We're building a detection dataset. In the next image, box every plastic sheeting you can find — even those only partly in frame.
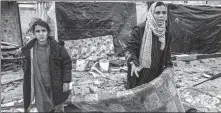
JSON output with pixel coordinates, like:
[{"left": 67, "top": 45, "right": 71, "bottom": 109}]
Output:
[
  {"left": 55, "top": 2, "right": 136, "bottom": 54},
  {"left": 168, "top": 4, "right": 221, "bottom": 54},
  {"left": 55, "top": 2, "right": 221, "bottom": 55}
]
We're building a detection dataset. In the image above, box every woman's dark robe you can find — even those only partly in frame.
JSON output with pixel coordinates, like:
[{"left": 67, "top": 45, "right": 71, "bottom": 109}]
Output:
[{"left": 126, "top": 22, "right": 173, "bottom": 89}]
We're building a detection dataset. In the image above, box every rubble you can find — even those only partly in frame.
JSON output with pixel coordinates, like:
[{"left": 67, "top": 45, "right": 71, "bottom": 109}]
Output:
[
  {"left": 1, "top": 55, "right": 221, "bottom": 112},
  {"left": 1, "top": 70, "right": 23, "bottom": 85},
  {"left": 1, "top": 70, "right": 23, "bottom": 105},
  {"left": 179, "top": 88, "right": 221, "bottom": 112},
  {"left": 1, "top": 42, "right": 22, "bottom": 72},
  {"left": 71, "top": 71, "right": 127, "bottom": 97},
  {"left": 1, "top": 41, "right": 19, "bottom": 51},
  {"left": 174, "top": 57, "right": 221, "bottom": 112}
]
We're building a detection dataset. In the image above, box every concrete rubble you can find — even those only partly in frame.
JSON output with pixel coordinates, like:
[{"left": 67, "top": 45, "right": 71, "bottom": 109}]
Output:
[
  {"left": 174, "top": 57, "right": 221, "bottom": 112},
  {"left": 1, "top": 41, "right": 21, "bottom": 72}
]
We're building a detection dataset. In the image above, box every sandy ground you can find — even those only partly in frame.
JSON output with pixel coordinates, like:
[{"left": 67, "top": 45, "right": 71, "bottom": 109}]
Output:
[{"left": 1, "top": 57, "right": 221, "bottom": 112}]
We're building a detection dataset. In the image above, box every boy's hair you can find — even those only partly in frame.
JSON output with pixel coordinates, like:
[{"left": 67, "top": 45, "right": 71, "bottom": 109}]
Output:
[{"left": 29, "top": 18, "right": 51, "bottom": 34}]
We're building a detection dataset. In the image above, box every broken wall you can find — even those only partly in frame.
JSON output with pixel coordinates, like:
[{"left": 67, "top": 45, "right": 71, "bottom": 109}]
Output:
[{"left": 1, "top": 1, "right": 22, "bottom": 46}]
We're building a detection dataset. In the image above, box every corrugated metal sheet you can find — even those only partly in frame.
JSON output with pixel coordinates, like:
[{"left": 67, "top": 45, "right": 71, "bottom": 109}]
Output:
[{"left": 164, "top": 1, "right": 221, "bottom": 6}]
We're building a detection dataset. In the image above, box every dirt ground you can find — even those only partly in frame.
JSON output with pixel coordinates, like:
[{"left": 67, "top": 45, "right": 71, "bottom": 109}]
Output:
[{"left": 1, "top": 57, "right": 221, "bottom": 112}]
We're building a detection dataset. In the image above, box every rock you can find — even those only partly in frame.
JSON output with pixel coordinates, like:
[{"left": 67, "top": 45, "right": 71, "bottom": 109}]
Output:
[
  {"left": 1, "top": 101, "right": 15, "bottom": 107},
  {"left": 94, "top": 80, "right": 103, "bottom": 87},
  {"left": 73, "top": 87, "right": 82, "bottom": 95},
  {"left": 13, "top": 108, "right": 24, "bottom": 112},
  {"left": 185, "top": 97, "right": 193, "bottom": 103},
  {"left": 81, "top": 86, "right": 90, "bottom": 95},
  {"left": 89, "top": 85, "right": 98, "bottom": 94},
  {"left": 29, "top": 107, "right": 38, "bottom": 112},
  {"left": 217, "top": 95, "right": 221, "bottom": 99},
  {"left": 173, "top": 62, "right": 178, "bottom": 67},
  {"left": 177, "top": 79, "right": 182, "bottom": 82},
  {"left": 176, "top": 83, "right": 184, "bottom": 88}
]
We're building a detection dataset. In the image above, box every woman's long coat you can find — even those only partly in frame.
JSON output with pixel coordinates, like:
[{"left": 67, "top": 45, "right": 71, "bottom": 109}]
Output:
[
  {"left": 21, "top": 37, "right": 72, "bottom": 111},
  {"left": 126, "top": 22, "right": 173, "bottom": 89}
]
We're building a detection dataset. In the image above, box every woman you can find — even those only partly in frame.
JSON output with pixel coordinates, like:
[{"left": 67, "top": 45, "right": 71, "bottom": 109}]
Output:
[
  {"left": 126, "top": 2, "right": 173, "bottom": 89},
  {"left": 22, "top": 18, "right": 72, "bottom": 112}
]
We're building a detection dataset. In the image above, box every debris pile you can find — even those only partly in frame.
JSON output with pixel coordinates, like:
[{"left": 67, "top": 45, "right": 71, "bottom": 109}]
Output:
[
  {"left": 1, "top": 41, "right": 19, "bottom": 51},
  {"left": 1, "top": 54, "right": 221, "bottom": 112},
  {"left": 1, "top": 70, "right": 23, "bottom": 105},
  {"left": 1, "top": 41, "right": 22, "bottom": 72},
  {"left": 71, "top": 71, "right": 127, "bottom": 97},
  {"left": 179, "top": 88, "right": 221, "bottom": 112},
  {"left": 174, "top": 57, "right": 221, "bottom": 112},
  {"left": 1, "top": 70, "right": 25, "bottom": 112}
]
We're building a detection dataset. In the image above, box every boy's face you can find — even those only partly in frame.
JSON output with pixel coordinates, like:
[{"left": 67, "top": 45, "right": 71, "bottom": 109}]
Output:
[
  {"left": 153, "top": 5, "right": 167, "bottom": 26},
  {"left": 34, "top": 25, "right": 48, "bottom": 43}
]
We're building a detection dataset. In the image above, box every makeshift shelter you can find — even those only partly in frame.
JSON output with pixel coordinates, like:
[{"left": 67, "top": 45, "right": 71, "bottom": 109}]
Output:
[
  {"left": 168, "top": 3, "right": 221, "bottom": 54},
  {"left": 49, "top": 2, "right": 185, "bottom": 112},
  {"left": 17, "top": 1, "right": 220, "bottom": 112},
  {"left": 55, "top": 2, "right": 137, "bottom": 55},
  {"left": 53, "top": 2, "right": 221, "bottom": 55},
  {"left": 2, "top": 1, "right": 221, "bottom": 112}
]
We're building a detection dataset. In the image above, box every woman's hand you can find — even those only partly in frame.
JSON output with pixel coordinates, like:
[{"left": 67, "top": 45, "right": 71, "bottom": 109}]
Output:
[
  {"left": 130, "top": 62, "right": 142, "bottom": 77},
  {"left": 63, "top": 83, "right": 70, "bottom": 92}
]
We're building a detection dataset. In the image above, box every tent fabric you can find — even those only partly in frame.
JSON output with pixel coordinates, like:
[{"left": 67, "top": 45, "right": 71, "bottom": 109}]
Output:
[
  {"left": 70, "top": 69, "right": 185, "bottom": 112},
  {"left": 55, "top": 2, "right": 136, "bottom": 54},
  {"left": 55, "top": 2, "right": 221, "bottom": 55},
  {"left": 168, "top": 4, "right": 221, "bottom": 54}
]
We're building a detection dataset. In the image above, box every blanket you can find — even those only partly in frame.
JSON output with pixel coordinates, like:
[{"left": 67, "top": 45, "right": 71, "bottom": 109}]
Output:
[{"left": 70, "top": 69, "right": 185, "bottom": 112}]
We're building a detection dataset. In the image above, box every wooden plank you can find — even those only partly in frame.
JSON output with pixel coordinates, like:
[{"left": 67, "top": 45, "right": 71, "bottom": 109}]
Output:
[
  {"left": 197, "top": 53, "right": 221, "bottom": 59},
  {"left": 1, "top": 57, "right": 24, "bottom": 60},
  {"left": 1, "top": 41, "right": 19, "bottom": 47},
  {"left": 172, "top": 53, "right": 221, "bottom": 61},
  {"left": 1, "top": 78, "right": 23, "bottom": 85},
  {"left": 175, "top": 54, "right": 197, "bottom": 61}
]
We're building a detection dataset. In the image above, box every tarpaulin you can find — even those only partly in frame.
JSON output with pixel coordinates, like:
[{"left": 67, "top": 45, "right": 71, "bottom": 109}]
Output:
[
  {"left": 168, "top": 4, "right": 221, "bottom": 54},
  {"left": 55, "top": 2, "right": 221, "bottom": 55},
  {"left": 55, "top": 2, "right": 136, "bottom": 54},
  {"left": 70, "top": 69, "right": 185, "bottom": 112}
]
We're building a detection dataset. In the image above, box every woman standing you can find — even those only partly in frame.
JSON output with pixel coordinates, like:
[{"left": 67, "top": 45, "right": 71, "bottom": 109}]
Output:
[
  {"left": 126, "top": 2, "right": 173, "bottom": 89},
  {"left": 22, "top": 18, "right": 72, "bottom": 112}
]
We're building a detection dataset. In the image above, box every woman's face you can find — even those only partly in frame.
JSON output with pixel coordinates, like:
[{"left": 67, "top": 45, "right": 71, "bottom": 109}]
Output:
[
  {"left": 153, "top": 5, "right": 167, "bottom": 26},
  {"left": 34, "top": 25, "right": 48, "bottom": 43}
]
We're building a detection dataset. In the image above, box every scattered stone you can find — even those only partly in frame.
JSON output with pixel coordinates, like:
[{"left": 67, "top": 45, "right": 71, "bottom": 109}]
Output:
[
  {"left": 176, "top": 83, "right": 184, "bottom": 88},
  {"left": 70, "top": 71, "right": 127, "bottom": 99}
]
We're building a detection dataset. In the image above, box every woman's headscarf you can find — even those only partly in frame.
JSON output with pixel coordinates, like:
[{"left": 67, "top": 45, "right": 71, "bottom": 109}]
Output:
[{"left": 139, "top": 2, "right": 167, "bottom": 68}]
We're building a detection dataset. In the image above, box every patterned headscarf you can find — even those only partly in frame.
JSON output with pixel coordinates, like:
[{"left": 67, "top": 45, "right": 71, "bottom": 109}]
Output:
[{"left": 139, "top": 2, "right": 167, "bottom": 68}]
